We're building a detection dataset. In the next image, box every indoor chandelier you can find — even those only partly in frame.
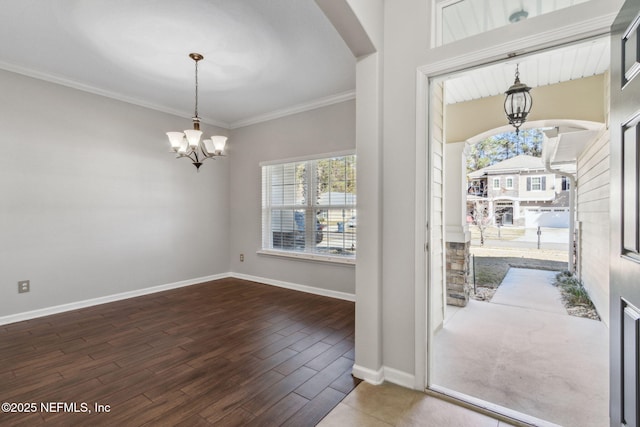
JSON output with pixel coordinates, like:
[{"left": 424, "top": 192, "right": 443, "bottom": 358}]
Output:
[
  {"left": 504, "top": 64, "right": 532, "bottom": 135},
  {"left": 166, "top": 53, "right": 227, "bottom": 171}
]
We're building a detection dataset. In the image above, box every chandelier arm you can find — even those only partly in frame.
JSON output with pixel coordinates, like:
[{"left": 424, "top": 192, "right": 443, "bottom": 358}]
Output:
[
  {"left": 177, "top": 152, "right": 197, "bottom": 163},
  {"left": 199, "top": 147, "right": 218, "bottom": 159}
]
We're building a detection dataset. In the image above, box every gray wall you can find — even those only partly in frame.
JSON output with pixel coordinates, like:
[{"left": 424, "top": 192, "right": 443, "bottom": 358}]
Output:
[
  {"left": 0, "top": 69, "right": 230, "bottom": 317},
  {"left": 228, "top": 100, "right": 356, "bottom": 295}
]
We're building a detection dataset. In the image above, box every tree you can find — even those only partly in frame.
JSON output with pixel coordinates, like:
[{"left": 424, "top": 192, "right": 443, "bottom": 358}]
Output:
[
  {"left": 467, "top": 128, "right": 544, "bottom": 173},
  {"left": 471, "top": 200, "right": 493, "bottom": 246},
  {"left": 316, "top": 156, "right": 356, "bottom": 195}
]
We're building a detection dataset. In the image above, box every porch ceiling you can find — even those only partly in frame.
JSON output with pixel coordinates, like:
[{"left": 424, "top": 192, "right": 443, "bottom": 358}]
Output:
[{"left": 444, "top": 37, "right": 609, "bottom": 105}]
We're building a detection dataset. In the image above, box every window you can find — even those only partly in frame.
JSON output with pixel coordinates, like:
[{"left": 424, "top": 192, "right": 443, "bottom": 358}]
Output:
[
  {"left": 531, "top": 177, "right": 542, "bottom": 191},
  {"left": 527, "top": 176, "right": 546, "bottom": 191},
  {"left": 561, "top": 176, "right": 571, "bottom": 191},
  {"left": 492, "top": 178, "right": 500, "bottom": 189},
  {"left": 505, "top": 177, "right": 514, "bottom": 189},
  {"left": 261, "top": 153, "right": 356, "bottom": 262},
  {"left": 435, "top": 0, "right": 590, "bottom": 47}
]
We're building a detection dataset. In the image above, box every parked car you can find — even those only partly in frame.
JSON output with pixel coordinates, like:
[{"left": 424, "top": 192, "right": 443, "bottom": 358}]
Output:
[{"left": 272, "top": 211, "right": 324, "bottom": 249}]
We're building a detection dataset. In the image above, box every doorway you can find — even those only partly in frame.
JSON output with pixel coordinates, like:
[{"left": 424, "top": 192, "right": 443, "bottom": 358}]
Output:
[{"left": 425, "top": 38, "right": 611, "bottom": 427}]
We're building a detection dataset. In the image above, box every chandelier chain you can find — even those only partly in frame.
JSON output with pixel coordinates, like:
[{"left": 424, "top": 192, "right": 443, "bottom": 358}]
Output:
[{"left": 194, "top": 59, "right": 199, "bottom": 119}]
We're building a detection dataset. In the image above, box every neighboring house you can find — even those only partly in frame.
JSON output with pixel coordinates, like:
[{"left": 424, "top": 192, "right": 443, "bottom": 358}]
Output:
[{"left": 467, "top": 155, "right": 570, "bottom": 227}]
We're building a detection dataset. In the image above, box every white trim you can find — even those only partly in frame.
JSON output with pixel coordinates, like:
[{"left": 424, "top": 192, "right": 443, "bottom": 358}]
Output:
[
  {"left": 229, "top": 90, "right": 356, "bottom": 129},
  {"left": 414, "top": 70, "right": 429, "bottom": 391},
  {"left": 257, "top": 249, "right": 355, "bottom": 266},
  {"left": 259, "top": 150, "right": 356, "bottom": 167},
  {"left": 229, "top": 272, "right": 355, "bottom": 302},
  {"left": 418, "top": 13, "right": 616, "bottom": 77},
  {"left": 0, "top": 273, "right": 228, "bottom": 326},
  {"left": 383, "top": 367, "right": 417, "bottom": 389},
  {"left": 0, "top": 60, "right": 230, "bottom": 129},
  {"left": 351, "top": 364, "right": 417, "bottom": 389},
  {"left": 352, "top": 364, "right": 384, "bottom": 385},
  {"left": 0, "top": 271, "right": 355, "bottom": 326}
]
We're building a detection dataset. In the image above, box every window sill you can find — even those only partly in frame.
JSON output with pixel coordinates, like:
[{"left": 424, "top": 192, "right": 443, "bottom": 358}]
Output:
[{"left": 257, "top": 250, "right": 355, "bottom": 266}]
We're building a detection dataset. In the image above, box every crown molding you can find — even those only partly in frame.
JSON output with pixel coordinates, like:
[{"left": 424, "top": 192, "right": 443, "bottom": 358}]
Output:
[
  {"left": 228, "top": 90, "right": 356, "bottom": 129},
  {"left": 0, "top": 60, "right": 230, "bottom": 129},
  {"left": 0, "top": 60, "right": 355, "bottom": 130}
]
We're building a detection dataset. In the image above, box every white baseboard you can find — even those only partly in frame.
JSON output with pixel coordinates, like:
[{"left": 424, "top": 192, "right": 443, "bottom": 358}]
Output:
[
  {"left": 352, "top": 364, "right": 384, "bottom": 385},
  {"left": 383, "top": 367, "right": 416, "bottom": 389},
  {"left": 352, "top": 364, "right": 417, "bottom": 389},
  {"left": 0, "top": 273, "right": 228, "bottom": 326},
  {"left": 1, "top": 272, "right": 355, "bottom": 326},
  {"left": 229, "top": 272, "right": 355, "bottom": 302}
]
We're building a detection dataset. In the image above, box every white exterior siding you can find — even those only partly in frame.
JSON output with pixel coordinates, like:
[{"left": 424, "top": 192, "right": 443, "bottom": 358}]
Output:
[
  {"left": 431, "top": 81, "right": 446, "bottom": 332},
  {"left": 577, "top": 129, "right": 610, "bottom": 325}
]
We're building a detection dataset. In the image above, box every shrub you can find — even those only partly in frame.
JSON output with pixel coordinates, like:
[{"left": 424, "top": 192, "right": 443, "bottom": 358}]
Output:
[
  {"left": 554, "top": 272, "right": 594, "bottom": 307},
  {"left": 554, "top": 270, "right": 573, "bottom": 286}
]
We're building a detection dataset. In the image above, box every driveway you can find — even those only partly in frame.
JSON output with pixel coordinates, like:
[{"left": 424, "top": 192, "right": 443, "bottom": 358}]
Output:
[{"left": 433, "top": 268, "right": 608, "bottom": 427}]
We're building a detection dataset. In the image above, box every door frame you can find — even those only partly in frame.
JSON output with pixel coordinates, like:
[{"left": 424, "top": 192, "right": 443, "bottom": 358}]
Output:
[{"left": 414, "top": 12, "right": 617, "bottom": 392}]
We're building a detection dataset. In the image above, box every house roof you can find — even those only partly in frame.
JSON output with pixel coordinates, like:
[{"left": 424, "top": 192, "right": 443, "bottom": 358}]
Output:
[{"left": 468, "top": 155, "right": 545, "bottom": 179}]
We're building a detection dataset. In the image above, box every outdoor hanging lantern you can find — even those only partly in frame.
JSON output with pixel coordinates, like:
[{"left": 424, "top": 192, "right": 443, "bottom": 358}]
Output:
[{"left": 504, "top": 64, "right": 532, "bottom": 135}]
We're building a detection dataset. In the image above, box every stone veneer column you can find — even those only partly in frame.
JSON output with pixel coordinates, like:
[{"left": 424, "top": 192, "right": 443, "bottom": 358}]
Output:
[
  {"left": 446, "top": 241, "right": 471, "bottom": 306},
  {"left": 445, "top": 142, "right": 471, "bottom": 307}
]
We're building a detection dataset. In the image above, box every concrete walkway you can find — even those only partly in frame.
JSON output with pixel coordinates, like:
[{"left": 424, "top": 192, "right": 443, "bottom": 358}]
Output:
[{"left": 434, "top": 268, "right": 609, "bottom": 427}]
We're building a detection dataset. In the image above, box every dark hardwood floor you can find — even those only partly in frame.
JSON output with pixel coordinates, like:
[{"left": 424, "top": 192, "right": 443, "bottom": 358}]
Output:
[{"left": 0, "top": 278, "right": 359, "bottom": 426}]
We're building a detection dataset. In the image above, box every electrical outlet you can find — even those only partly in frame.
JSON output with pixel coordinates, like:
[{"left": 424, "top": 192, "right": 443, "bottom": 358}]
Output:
[
  {"left": 18, "top": 280, "right": 30, "bottom": 293},
  {"left": 240, "top": 253, "right": 244, "bottom": 262}
]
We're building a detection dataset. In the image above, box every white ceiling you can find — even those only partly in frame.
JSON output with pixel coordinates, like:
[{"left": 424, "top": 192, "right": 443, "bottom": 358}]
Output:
[
  {"left": 0, "top": 0, "right": 355, "bottom": 129},
  {"left": 444, "top": 37, "right": 610, "bottom": 105}
]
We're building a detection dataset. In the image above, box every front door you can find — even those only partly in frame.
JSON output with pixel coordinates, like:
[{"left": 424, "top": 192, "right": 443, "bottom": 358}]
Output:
[{"left": 610, "top": 1, "right": 640, "bottom": 426}]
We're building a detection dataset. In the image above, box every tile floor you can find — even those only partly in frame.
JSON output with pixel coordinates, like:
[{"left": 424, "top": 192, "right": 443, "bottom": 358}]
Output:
[
  {"left": 433, "top": 269, "right": 608, "bottom": 427},
  {"left": 318, "top": 382, "right": 516, "bottom": 427},
  {"left": 320, "top": 268, "right": 609, "bottom": 427}
]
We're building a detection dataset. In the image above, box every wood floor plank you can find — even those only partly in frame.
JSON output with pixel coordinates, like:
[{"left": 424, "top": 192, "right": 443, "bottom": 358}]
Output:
[
  {"left": 0, "top": 278, "right": 357, "bottom": 426},
  {"left": 274, "top": 341, "right": 333, "bottom": 376},
  {"left": 295, "top": 356, "right": 355, "bottom": 400},
  {"left": 241, "top": 367, "right": 318, "bottom": 416},
  {"left": 251, "top": 392, "right": 309, "bottom": 426},
  {"left": 199, "top": 369, "right": 284, "bottom": 422},
  {"left": 304, "top": 337, "right": 354, "bottom": 372},
  {"left": 283, "top": 387, "right": 346, "bottom": 427}
]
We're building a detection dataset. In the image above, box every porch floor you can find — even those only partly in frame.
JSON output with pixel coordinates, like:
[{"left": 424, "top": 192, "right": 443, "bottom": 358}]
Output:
[{"left": 433, "top": 268, "right": 608, "bottom": 427}]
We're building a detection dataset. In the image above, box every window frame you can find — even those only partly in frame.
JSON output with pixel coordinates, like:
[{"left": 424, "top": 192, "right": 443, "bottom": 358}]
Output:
[
  {"left": 492, "top": 177, "right": 500, "bottom": 189},
  {"left": 527, "top": 175, "right": 546, "bottom": 192},
  {"left": 259, "top": 151, "right": 356, "bottom": 265},
  {"left": 505, "top": 176, "right": 514, "bottom": 189}
]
